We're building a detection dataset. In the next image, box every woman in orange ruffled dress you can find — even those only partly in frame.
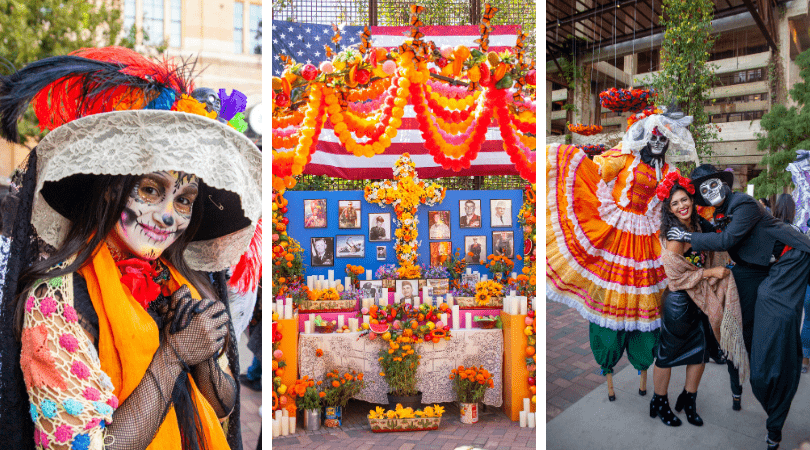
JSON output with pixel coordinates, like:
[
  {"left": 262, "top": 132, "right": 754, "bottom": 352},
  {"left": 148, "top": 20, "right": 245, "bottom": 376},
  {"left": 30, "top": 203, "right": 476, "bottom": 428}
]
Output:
[{"left": 547, "top": 107, "right": 697, "bottom": 401}]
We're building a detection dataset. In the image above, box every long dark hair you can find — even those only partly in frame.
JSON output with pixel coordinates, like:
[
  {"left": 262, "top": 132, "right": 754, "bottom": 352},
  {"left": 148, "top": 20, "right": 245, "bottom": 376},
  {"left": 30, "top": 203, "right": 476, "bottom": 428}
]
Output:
[
  {"left": 660, "top": 186, "right": 701, "bottom": 236},
  {"left": 13, "top": 174, "right": 218, "bottom": 341},
  {"left": 773, "top": 193, "right": 795, "bottom": 223}
]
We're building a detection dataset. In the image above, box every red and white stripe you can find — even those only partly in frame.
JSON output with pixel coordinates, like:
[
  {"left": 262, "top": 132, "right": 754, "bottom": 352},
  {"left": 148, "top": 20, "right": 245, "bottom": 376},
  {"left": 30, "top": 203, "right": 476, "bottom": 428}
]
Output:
[{"left": 305, "top": 25, "right": 524, "bottom": 180}]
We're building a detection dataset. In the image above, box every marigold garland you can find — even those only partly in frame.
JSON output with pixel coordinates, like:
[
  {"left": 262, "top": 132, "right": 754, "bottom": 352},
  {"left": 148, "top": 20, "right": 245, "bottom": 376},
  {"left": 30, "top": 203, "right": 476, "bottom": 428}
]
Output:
[{"left": 567, "top": 123, "right": 603, "bottom": 136}]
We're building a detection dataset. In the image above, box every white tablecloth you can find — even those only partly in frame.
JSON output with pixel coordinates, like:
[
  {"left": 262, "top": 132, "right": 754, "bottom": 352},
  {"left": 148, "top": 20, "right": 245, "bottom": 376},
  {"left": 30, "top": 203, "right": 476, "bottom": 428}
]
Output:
[{"left": 298, "top": 329, "right": 504, "bottom": 406}]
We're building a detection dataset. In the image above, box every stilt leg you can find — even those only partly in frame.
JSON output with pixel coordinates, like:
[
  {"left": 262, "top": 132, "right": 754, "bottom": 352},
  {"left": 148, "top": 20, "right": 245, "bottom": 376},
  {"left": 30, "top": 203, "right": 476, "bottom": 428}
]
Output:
[
  {"left": 639, "top": 370, "right": 648, "bottom": 396},
  {"left": 607, "top": 373, "right": 616, "bottom": 401}
]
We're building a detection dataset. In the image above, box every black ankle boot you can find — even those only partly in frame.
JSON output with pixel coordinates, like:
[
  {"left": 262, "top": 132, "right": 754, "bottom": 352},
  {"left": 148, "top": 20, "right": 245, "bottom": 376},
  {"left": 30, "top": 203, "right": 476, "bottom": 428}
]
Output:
[
  {"left": 732, "top": 394, "right": 741, "bottom": 411},
  {"left": 674, "top": 389, "right": 703, "bottom": 426},
  {"left": 766, "top": 436, "right": 780, "bottom": 450},
  {"left": 767, "top": 431, "right": 781, "bottom": 450},
  {"left": 650, "top": 393, "right": 682, "bottom": 426}
]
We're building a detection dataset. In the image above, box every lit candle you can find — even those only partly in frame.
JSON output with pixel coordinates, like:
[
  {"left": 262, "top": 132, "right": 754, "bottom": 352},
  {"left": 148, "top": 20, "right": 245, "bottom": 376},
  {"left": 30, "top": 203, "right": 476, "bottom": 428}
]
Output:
[
  {"left": 338, "top": 315, "right": 345, "bottom": 329},
  {"left": 527, "top": 412, "right": 535, "bottom": 428},
  {"left": 366, "top": 270, "right": 372, "bottom": 280},
  {"left": 452, "top": 306, "right": 460, "bottom": 329},
  {"left": 272, "top": 419, "right": 280, "bottom": 437},
  {"left": 465, "top": 313, "right": 472, "bottom": 329},
  {"left": 289, "top": 416, "right": 296, "bottom": 434},
  {"left": 519, "top": 410, "right": 527, "bottom": 427}
]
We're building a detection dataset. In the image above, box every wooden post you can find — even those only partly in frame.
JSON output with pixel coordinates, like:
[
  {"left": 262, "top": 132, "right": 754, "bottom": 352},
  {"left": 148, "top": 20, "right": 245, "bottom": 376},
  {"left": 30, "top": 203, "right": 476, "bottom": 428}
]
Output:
[{"left": 368, "top": 0, "right": 378, "bottom": 26}]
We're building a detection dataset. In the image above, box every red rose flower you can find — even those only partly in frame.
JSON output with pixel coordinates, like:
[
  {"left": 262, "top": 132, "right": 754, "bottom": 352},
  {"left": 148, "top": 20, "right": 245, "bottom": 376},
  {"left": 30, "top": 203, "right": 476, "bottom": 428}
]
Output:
[{"left": 117, "top": 259, "right": 161, "bottom": 309}]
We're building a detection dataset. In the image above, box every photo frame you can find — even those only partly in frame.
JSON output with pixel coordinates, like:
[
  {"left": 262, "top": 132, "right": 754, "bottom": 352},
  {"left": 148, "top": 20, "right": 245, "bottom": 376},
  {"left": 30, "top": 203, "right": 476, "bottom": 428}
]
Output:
[
  {"left": 376, "top": 245, "right": 387, "bottom": 261},
  {"left": 359, "top": 279, "right": 384, "bottom": 299},
  {"left": 335, "top": 235, "right": 365, "bottom": 258},
  {"left": 461, "top": 273, "right": 480, "bottom": 286},
  {"left": 427, "top": 278, "right": 449, "bottom": 296},
  {"left": 381, "top": 279, "right": 396, "bottom": 289},
  {"left": 338, "top": 200, "right": 362, "bottom": 229},
  {"left": 310, "top": 237, "right": 334, "bottom": 266},
  {"left": 490, "top": 199, "right": 513, "bottom": 227},
  {"left": 368, "top": 212, "right": 392, "bottom": 242},
  {"left": 459, "top": 199, "right": 482, "bottom": 228},
  {"left": 304, "top": 199, "right": 327, "bottom": 228},
  {"left": 396, "top": 279, "right": 418, "bottom": 301},
  {"left": 429, "top": 241, "right": 452, "bottom": 267},
  {"left": 428, "top": 210, "right": 451, "bottom": 240},
  {"left": 492, "top": 231, "right": 515, "bottom": 258},
  {"left": 464, "top": 235, "right": 486, "bottom": 264}
]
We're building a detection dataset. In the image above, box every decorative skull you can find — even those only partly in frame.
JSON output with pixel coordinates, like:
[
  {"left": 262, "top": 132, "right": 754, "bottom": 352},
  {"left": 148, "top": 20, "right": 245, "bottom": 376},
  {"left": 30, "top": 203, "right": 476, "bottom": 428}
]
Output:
[
  {"left": 699, "top": 178, "right": 725, "bottom": 207},
  {"left": 191, "top": 88, "right": 221, "bottom": 116},
  {"left": 649, "top": 129, "right": 669, "bottom": 155}
]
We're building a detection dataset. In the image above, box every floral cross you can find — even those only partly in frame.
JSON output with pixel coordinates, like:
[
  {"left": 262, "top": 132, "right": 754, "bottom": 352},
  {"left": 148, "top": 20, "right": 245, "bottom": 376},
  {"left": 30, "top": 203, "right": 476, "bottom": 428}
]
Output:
[{"left": 364, "top": 154, "right": 446, "bottom": 277}]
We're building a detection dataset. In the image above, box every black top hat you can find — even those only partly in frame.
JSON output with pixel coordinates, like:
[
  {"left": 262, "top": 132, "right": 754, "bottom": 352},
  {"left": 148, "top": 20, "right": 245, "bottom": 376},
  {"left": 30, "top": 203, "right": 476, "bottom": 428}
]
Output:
[{"left": 689, "top": 164, "right": 735, "bottom": 206}]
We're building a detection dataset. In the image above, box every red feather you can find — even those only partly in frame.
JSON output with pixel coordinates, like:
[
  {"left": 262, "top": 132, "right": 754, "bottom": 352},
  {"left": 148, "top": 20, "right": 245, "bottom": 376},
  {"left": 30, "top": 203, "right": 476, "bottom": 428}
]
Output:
[{"left": 229, "top": 218, "right": 262, "bottom": 294}]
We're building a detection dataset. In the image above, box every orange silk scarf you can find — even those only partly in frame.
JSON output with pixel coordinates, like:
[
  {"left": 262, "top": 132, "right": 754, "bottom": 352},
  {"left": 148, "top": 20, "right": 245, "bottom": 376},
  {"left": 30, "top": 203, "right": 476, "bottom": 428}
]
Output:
[{"left": 78, "top": 244, "right": 230, "bottom": 449}]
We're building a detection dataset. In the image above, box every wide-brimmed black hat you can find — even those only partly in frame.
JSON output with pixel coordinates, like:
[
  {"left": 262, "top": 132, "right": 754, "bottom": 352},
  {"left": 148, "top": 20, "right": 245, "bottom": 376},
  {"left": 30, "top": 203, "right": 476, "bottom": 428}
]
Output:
[{"left": 690, "top": 164, "right": 734, "bottom": 206}]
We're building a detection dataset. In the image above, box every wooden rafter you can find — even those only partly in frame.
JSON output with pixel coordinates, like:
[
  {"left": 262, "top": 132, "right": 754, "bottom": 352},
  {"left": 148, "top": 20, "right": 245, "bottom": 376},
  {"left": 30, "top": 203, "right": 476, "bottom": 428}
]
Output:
[{"left": 740, "top": 0, "right": 778, "bottom": 52}]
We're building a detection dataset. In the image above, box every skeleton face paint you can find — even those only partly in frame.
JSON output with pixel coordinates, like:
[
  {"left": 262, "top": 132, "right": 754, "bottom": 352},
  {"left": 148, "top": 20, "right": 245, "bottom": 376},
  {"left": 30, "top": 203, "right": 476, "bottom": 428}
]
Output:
[
  {"left": 699, "top": 178, "right": 725, "bottom": 207},
  {"left": 111, "top": 171, "right": 199, "bottom": 260},
  {"left": 649, "top": 131, "right": 669, "bottom": 155}
]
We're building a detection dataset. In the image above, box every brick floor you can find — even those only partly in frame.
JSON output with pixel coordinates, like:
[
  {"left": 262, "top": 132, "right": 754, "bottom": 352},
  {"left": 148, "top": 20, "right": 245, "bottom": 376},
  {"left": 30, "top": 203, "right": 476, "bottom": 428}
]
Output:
[
  {"left": 546, "top": 300, "right": 631, "bottom": 423},
  {"left": 239, "top": 382, "right": 261, "bottom": 450},
  {"left": 272, "top": 399, "right": 536, "bottom": 449}
]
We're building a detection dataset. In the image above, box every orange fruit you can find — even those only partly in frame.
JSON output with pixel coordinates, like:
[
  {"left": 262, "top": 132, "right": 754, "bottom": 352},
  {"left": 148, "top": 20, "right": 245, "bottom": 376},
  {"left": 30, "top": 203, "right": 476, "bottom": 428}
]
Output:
[
  {"left": 275, "top": 367, "right": 285, "bottom": 377},
  {"left": 525, "top": 346, "right": 535, "bottom": 357}
]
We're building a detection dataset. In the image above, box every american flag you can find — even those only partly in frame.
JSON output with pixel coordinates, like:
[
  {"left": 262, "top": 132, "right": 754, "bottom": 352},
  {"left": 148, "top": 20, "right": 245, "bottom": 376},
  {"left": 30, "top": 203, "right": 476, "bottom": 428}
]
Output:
[{"left": 272, "top": 21, "right": 531, "bottom": 180}]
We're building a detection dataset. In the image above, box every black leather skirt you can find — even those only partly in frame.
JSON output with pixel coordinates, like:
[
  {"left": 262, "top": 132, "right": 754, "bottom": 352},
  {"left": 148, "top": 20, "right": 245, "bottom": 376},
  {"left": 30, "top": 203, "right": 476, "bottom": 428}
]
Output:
[{"left": 655, "top": 289, "right": 717, "bottom": 368}]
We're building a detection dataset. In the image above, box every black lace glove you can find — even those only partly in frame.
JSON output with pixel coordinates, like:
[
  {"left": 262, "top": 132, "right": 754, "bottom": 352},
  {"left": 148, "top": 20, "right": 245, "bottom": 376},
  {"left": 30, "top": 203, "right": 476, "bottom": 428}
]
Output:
[{"left": 667, "top": 227, "right": 692, "bottom": 243}]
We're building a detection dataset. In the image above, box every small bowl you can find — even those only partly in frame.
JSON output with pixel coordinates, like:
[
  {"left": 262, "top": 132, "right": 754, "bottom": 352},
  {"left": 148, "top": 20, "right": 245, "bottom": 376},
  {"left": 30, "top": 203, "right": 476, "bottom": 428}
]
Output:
[{"left": 477, "top": 319, "right": 497, "bottom": 329}]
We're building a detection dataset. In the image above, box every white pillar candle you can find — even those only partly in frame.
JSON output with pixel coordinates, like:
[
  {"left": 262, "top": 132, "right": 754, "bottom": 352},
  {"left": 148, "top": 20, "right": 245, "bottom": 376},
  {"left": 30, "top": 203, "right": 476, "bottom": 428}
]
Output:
[
  {"left": 281, "top": 415, "right": 289, "bottom": 435},
  {"left": 519, "top": 297, "right": 528, "bottom": 316},
  {"left": 452, "top": 305, "right": 460, "bottom": 329},
  {"left": 282, "top": 409, "right": 289, "bottom": 418},
  {"left": 306, "top": 276, "right": 313, "bottom": 290},
  {"left": 276, "top": 301, "right": 284, "bottom": 319},
  {"left": 275, "top": 410, "right": 283, "bottom": 421},
  {"left": 510, "top": 290, "right": 517, "bottom": 297},
  {"left": 527, "top": 413, "right": 535, "bottom": 428},
  {"left": 284, "top": 301, "right": 293, "bottom": 320},
  {"left": 441, "top": 313, "right": 447, "bottom": 325},
  {"left": 289, "top": 416, "right": 296, "bottom": 434},
  {"left": 466, "top": 268, "right": 472, "bottom": 275},
  {"left": 523, "top": 398, "right": 531, "bottom": 412},
  {"left": 304, "top": 320, "right": 311, "bottom": 334},
  {"left": 382, "top": 288, "right": 388, "bottom": 299},
  {"left": 511, "top": 272, "right": 517, "bottom": 280},
  {"left": 272, "top": 419, "right": 280, "bottom": 437},
  {"left": 328, "top": 269, "right": 334, "bottom": 281},
  {"left": 482, "top": 275, "right": 488, "bottom": 281},
  {"left": 414, "top": 296, "right": 420, "bottom": 308},
  {"left": 338, "top": 315, "right": 345, "bottom": 329},
  {"left": 363, "top": 315, "right": 370, "bottom": 326},
  {"left": 315, "top": 279, "right": 322, "bottom": 291},
  {"left": 465, "top": 312, "right": 472, "bottom": 329},
  {"left": 345, "top": 277, "right": 352, "bottom": 290},
  {"left": 366, "top": 270, "right": 372, "bottom": 280},
  {"left": 404, "top": 298, "right": 412, "bottom": 307},
  {"left": 446, "top": 294, "right": 453, "bottom": 306},
  {"left": 519, "top": 410, "right": 527, "bottom": 427},
  {"left": 424, "top": 296, "right": 432, "bottom": 307}
]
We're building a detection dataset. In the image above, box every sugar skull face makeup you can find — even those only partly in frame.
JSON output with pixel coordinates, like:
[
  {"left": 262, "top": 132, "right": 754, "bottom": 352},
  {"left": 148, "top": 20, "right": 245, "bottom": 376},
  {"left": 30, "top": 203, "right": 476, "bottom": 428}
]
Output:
[
  {"left": 112, "top": 171, "right": 199, "bottom": 260},
  {"left": 699, "top": 178, "right": 725, "bottom": 207}
]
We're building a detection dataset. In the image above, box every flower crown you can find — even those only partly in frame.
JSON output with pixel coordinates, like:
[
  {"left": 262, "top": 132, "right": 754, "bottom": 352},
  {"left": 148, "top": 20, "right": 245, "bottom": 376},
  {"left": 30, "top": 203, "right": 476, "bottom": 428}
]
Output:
[{"left": 656, "top": 171, "right": 695, "bottom": 201}]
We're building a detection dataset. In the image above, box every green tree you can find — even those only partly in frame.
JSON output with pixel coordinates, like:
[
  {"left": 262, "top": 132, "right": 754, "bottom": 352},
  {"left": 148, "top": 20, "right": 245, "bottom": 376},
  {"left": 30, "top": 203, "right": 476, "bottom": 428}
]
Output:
[
  {"left": 0, "top": 0, "right": 161, "bottom": 144},
  {"left": 749, "top": 49, "right": 810, "bottom": 197},
  {"left": 649, "top": 0, "right": 719, "bottom": 160}
]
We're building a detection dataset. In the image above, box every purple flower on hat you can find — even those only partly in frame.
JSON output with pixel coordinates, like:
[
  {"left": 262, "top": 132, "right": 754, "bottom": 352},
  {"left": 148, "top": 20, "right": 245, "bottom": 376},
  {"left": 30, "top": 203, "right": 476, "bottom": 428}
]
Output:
[{"left": 218, "top": 89, "right": 247, "bottom": 121}]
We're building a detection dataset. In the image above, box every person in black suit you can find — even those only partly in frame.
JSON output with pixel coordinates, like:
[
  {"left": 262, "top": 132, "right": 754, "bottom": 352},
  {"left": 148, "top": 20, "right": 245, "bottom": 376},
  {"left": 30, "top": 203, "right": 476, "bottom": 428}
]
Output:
[
  {"left": 667, "top": 164, "right": 810, "bottom": 450},
  {"left": 460, "top": 200, "right": 481, "bottom": 227},
  {"left": 311, "top": 238, "right": 334, "bottom": 266},
  {"left": 370, "top": 216, "right": 387, "bottom": 241}
]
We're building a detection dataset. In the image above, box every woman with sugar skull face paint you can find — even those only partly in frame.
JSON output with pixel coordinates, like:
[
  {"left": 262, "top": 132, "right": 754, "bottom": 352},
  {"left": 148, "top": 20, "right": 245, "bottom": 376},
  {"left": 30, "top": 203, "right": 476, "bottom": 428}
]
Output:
[
  {"left": 547, "top": 105, "right": 698, "bottom": 402},
  {"left": 0, "top": 48, "right": 261, "bottom": 450}
]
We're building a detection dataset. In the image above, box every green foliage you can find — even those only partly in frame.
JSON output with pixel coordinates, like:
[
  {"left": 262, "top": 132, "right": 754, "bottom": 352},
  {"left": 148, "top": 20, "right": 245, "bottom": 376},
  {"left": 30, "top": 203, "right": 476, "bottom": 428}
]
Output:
[
  {"left": 750, "top": 49, "right": 810, "bottom": 197},
  {"left": 0, "top": 0, "right": 167, "bottom": 144},
  {"left": 649, "top": 0, "right": 719, "bottom": 158},
  {"left": 297, "top": 386, "right": 322, "bottom": 411}
]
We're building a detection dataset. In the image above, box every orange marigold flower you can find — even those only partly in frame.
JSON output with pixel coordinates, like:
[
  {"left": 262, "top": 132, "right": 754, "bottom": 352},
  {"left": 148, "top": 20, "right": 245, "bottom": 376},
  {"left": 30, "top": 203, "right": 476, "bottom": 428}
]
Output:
[
  {"left": 316, "top": 349, "right": 324, "bottom": 357},
  {"left": 319, "top": 391, "right": 326, "bottom": 398},
  {"left": 332, "top": 380, "right": 340, "bottom": 388}
]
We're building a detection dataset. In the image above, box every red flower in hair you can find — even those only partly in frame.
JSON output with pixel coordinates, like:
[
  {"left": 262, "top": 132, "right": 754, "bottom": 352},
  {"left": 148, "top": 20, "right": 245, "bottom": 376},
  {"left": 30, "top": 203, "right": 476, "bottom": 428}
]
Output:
[
  {"left": 656, "top": 171, "right": 695, "bottom": 201},
  {"left": 117, "top": 258, "right": 161, "bottom": 309}
]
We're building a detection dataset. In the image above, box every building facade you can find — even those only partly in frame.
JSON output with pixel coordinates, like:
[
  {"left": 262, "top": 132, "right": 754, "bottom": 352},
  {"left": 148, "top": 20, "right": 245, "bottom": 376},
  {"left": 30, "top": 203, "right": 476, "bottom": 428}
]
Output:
[{"left": 547, "top": 0, "right": 810, "bottom": 189}]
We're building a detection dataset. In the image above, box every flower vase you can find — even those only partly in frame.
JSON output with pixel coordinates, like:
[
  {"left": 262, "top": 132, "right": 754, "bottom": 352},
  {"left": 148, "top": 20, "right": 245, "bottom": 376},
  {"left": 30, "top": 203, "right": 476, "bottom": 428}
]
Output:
[
  {"left": 459, "top": 402, "right": 478, "bottom": 424},
  {"left": 494, "top": 272, "right": 504, "bottom": 283},
  {"left": 303, "top": 409, "right": 321, "bottom": 431}
]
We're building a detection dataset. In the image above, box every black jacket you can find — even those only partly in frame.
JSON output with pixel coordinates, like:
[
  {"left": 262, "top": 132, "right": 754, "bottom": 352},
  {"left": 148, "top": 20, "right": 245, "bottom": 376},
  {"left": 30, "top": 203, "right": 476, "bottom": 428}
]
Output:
[{"left": 690, "top": 192, "right": 810, "bottom": 266}]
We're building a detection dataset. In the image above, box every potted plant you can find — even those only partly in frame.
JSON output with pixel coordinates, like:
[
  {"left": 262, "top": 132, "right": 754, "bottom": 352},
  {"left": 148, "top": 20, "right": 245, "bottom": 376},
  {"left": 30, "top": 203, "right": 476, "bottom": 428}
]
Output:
[
  {"left": 379, "top": 332, "right": 423, "bottom": 410},
  {"left": 345, "top": 264, "right": 365, "bottom": 290},
  {"left": 450, "top": 365, "right": 495, "bottom": 424},
  {"left": 321, "top": 369, "right": 365, "bottom": 427},
  {"left": 442, "top": 248, "right": 467, "bottom": 290},
  {"left": 293, "top": 380, "right": 324, "bottom": 431},
  {"left": 485, "top": 254, "right": 514, "bottom": 282}
]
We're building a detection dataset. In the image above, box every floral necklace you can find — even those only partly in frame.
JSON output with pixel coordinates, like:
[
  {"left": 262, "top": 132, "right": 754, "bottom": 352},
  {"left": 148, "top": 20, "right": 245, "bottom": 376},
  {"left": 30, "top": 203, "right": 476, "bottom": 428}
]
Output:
[{"left": 108, "top": 242, "right": 171, "bottom": 309}]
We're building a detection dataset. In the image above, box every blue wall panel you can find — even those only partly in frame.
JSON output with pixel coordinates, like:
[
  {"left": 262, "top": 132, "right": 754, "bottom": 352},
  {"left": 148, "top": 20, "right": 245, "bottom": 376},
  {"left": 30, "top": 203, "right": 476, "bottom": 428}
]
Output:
[{"left": 284, "top": 189, "right": 525, "bottom": 279}]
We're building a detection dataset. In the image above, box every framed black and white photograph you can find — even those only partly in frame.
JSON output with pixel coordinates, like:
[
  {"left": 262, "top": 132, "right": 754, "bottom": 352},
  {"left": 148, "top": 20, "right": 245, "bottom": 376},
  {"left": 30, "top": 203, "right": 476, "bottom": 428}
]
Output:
[
  {"left": 430, "top": 241, "right": 452, "bottom": 266},
  {"left": 396, "top": 279, "right": 418, "bottom": 302},
  {"left": 428, "top": 210, "right": 451, "bottom": 240},
  {"left": 304, "top": 199, "right": 327, "bottom": 228},
  {"left": 464, "top": 235, "right": 486, "bottom": 264},
  {"left": 359, "top": 279, "right": 383, "bottom": 299},
  {"left": 490, "top": 199, "right": 513, "bottom": 227},
  {"left": 461, "top": 273, "right": 480, "bottom": 286},
  {"left": 369, "top": 213, "right": 392, "bottom": 242},
  {"left": 335, "top": 235, "right": 365, "bottom": 258},
  {"left": 427, "top": 278, "right": 450, "bottom": 296},
  {"left": 459, "top": 199, "right": 482, "bottom": 228},
  {"left": 493, "top": 231, "right": 515, "bottom": 258},
  {"left": 376, "top": 245, "right": 387, "bottom": 261},
  {"left": 310, "top": 237, "right": 334, "bottom": 266},
  {"left": 338, "top": 200, "right": 361, "bottom": 229}
]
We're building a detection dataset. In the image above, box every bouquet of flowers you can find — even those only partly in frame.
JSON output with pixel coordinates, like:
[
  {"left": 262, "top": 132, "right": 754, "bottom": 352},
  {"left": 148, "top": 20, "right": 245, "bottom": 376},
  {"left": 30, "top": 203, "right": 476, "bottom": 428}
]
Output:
[
  {"left": 378, "top": 334, "right": 421, "bottom": 396},
  {"left": 278, "top": 280, "right": 310, "bottom": 306},
  {"left": 291, "top": 376, "right": 323, "bottom": 411},
  {"left": 376, "top": 264, "right": 399, "bottom": 280},
  {"left": 339, "top": 289, "right": 362, "bottom": 302},
  {"left": 475, "top": 280, "right": 504, "bottom": 306},
  {"left": 485, "top": 254, "right": 514, "bottom": 278},
  {"left": 442, "top": 247, "right": 467, "bottom": 288},
  {"left": 346, "top": 264, "right": 365, "bottom": 288},
  {"left": 307, "top": 287, "right": 340, "bottom": 301},
  {"left": 450, "top": 365, "right": 495, "bottom": 403},
  {"left": 321, "top": 369, "right": 365, "bottom": 408},
  {"left": 421, "top": 264, "right": 449, "bottom": 279},
  {"left": 450, "top": 282, "right": 476, "bottom": 297}
]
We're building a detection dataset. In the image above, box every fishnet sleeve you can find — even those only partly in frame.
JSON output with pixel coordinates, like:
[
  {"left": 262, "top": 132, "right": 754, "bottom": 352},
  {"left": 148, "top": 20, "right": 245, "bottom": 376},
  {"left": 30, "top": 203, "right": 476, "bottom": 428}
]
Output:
[
  {"left": 190, "top": 354, "right": 237, "bottom": 419},
  {"left": 20, "top": 274, "right": 117, "bottom": 450}
]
